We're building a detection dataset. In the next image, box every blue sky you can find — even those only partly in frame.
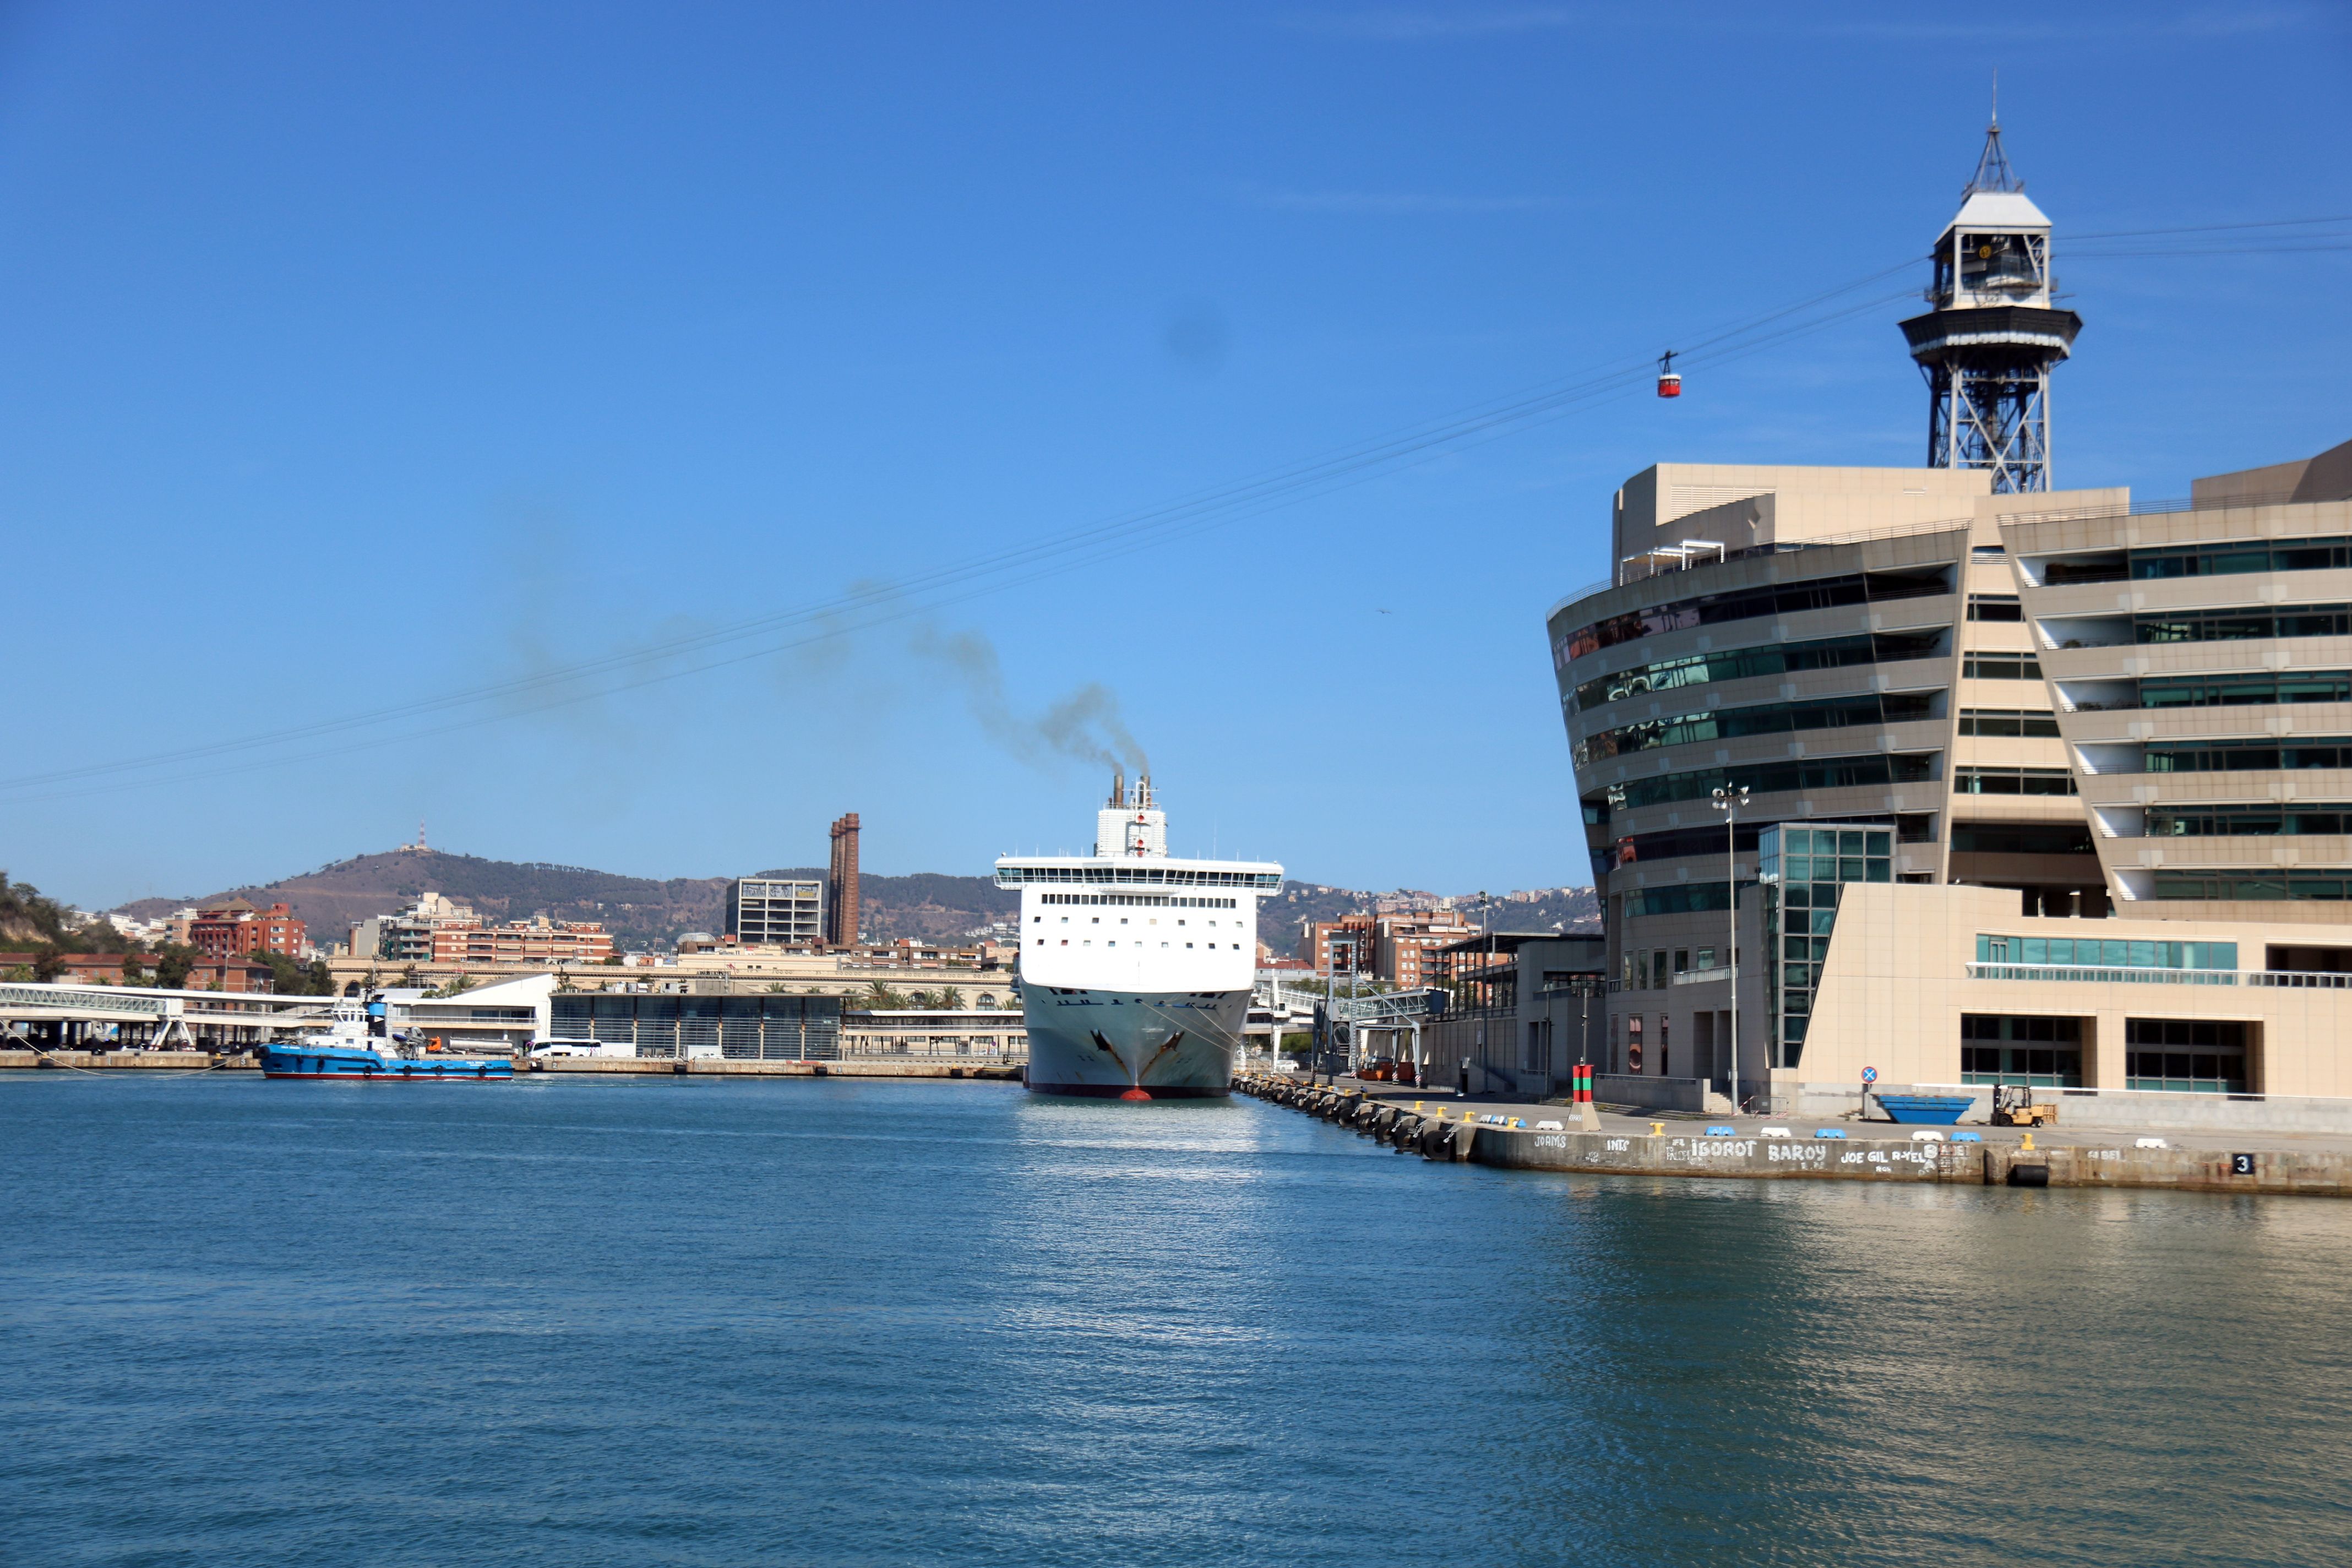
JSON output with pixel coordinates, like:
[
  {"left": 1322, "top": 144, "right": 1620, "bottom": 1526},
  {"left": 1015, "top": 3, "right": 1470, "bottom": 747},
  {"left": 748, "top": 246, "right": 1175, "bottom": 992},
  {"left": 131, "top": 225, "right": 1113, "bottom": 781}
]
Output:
[{"left": 3, "top": 2, "right": 2347, "bottom": 908}]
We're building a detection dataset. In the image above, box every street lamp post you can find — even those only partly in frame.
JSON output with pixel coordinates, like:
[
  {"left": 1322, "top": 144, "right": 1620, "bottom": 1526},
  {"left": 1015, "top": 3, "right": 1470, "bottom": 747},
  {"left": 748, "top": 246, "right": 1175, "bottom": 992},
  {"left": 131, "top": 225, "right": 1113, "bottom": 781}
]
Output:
[{"left": 1709, "top": 785, "right": 1750, "bottom": 1110}]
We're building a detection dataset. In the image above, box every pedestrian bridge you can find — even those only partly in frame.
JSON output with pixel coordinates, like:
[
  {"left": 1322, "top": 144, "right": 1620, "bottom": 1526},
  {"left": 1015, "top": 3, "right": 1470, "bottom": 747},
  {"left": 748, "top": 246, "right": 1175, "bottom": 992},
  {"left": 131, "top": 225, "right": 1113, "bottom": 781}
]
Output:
[{"left": 0, "top": 983, "right": 336, "bottom": 1051}]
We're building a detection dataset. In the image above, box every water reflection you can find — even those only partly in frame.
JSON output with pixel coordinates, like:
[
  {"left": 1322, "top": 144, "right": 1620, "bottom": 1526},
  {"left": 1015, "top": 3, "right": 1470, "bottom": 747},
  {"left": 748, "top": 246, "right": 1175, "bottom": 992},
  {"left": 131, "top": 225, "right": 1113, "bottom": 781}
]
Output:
[{"left": 2, "top": 1077, "right": 2346, "bottom": 1566}]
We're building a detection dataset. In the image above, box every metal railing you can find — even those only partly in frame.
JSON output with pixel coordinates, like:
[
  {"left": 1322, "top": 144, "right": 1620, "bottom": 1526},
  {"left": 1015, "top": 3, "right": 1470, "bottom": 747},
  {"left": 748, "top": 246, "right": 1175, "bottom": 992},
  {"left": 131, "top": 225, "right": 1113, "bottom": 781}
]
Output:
[
  {"left": 1548, "top": 579, "right": 1617, "bottom": 618},
  {"left": 1967, "top": 962, "right": 2239, "bottom": 986},
  {"left": 1965, "top": 962, "right": 2352, "bottom": 989},
  {"left": 2247, "top": 970, "right": 2352, "bottom": 989},
  {"left": 1611, "top": 517, "right": 1973, "bottom": 588}
]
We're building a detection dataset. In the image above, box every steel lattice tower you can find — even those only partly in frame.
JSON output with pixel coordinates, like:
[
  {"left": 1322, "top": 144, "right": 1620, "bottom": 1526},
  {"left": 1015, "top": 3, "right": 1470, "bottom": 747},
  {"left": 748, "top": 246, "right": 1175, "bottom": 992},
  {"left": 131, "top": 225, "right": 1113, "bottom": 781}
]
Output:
[{"left": 1898, "top": 118, "right": 2082, "bottom": 492}]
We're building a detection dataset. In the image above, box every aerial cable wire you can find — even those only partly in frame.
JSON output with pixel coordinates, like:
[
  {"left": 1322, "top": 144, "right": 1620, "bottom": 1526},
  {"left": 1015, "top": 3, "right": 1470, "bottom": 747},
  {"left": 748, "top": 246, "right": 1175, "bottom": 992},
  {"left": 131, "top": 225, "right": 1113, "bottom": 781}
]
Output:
[
  {"left": 8, "top": 220, "right": 2339, "bottom": 803},
  {"left": 0, "top": 258, "right": 1923, "bottom": 801},
  {"left": 2070, "top": 215, "right": 2352, "bottom": 240}
]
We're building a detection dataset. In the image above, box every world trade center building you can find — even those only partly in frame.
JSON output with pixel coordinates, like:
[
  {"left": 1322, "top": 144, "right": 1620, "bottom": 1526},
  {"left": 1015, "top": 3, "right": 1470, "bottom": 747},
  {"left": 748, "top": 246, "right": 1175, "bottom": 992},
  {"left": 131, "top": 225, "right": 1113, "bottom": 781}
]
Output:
[{"left": 1551, "top": 438, "right": 2352, "bottom": 1121}]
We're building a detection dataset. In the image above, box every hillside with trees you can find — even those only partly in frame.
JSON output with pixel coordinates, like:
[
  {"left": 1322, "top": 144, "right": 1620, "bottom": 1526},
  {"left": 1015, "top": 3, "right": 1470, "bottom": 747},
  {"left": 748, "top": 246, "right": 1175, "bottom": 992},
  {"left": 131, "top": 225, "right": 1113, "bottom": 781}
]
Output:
[
  {"left": 3, "top": 872, "right": 133, "bottom": 956},
  {"left": 108, "top": 847, "right": 1597, "bottom": 956},
  {"left": 112, "top": 848, "right": 1025, "bottom": 952}
]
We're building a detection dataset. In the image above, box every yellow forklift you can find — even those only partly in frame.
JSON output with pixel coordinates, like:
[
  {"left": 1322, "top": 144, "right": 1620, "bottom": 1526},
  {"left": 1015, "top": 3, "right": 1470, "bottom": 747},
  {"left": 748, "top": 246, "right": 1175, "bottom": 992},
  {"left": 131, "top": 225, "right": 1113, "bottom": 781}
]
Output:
[{"left": 1991, "top": 1081, "right": 2057, "bottom": 1128}]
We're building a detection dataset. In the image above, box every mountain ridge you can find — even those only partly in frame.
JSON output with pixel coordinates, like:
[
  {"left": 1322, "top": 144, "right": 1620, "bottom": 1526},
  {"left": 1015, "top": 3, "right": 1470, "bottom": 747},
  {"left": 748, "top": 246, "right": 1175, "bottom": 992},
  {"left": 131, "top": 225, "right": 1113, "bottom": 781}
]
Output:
[{"left": 110, "top": 849, "right": 1596, "bottom": 953}]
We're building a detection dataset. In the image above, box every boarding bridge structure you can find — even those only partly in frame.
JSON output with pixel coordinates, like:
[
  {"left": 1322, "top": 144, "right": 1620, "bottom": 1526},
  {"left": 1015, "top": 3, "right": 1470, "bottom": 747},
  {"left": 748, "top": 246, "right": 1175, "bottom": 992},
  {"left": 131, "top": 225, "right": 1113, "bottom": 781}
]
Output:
[{"left": 0, "top": 982, "right": 339, "bottom": 1054}]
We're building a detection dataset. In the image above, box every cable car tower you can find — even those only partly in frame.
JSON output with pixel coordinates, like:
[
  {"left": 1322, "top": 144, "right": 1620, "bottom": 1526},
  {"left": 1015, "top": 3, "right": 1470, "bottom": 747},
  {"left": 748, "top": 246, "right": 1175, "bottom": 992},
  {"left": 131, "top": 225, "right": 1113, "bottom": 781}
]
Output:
[{"left": 1898, "top": 114, "right": 2081, "bottom": 492}]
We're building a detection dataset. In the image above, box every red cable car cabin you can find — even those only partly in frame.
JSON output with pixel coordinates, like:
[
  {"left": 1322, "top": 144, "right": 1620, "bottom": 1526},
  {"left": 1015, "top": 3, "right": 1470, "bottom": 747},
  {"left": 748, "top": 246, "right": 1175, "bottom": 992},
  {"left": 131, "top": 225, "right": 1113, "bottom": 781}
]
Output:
[{"left": 1657, "top": 350, "right": 1681, "bottom": 398}]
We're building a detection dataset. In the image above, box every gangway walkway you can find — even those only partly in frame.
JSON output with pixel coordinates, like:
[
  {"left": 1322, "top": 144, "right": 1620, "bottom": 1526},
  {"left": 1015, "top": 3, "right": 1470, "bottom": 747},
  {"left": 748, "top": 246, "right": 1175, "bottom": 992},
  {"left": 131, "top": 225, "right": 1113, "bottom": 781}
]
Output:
[{"left": 0, "top": 982, "right": 339, "bottom": 1053}]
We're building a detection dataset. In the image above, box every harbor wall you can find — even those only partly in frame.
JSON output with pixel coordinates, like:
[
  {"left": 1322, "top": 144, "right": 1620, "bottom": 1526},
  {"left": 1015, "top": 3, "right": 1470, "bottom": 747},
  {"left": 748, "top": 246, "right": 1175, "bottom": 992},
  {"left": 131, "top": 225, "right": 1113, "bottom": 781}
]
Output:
[
  {"left": 1791, "top": 1080, "right": 2352, "bottom": 1135},
  {"left": 1473, "top": 1123, "right": 2352, "bottom": 1197},
  {"left": 0, "top": 1050, "right": 243, "bottom": 1070},
  {"left": 531, "top": 1057, "right": 1021, "bottom": 1080},
  {"left": 1238, "top": 1077, "right": 2352, "bottom": 1197},
  {"left": 0, "top": 1051, "right": 1019, "bottom": 1081}
]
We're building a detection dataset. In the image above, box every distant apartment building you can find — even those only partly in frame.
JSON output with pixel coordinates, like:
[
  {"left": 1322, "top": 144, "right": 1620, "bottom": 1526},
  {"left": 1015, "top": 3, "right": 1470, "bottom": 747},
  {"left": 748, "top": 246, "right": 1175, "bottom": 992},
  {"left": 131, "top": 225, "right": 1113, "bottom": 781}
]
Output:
[
  {"left": 727, "top": 878, "right": 823, "bottom": 947},
  {"left": 182, "top": 957, "right": 277, "bottom": 993},
  {"left": 1292, "top": 912, "right": 1473, "bottom": 984},
  {"left": 189, "top": 899, "right": 306, "bottom": 961},
  {"left": 1375, "top": 912, "right": 1478, "bottom": 987},
  {"left": 349, "top": 892, "right": 610, "bottom": 967},
  {"left": 1297, "top": 914, "right": 1374, "bottom": 974},
  {"left": 350, "top": 891, "right": 475, "bottom": 962},
  {"left": 430, "top": 916, "right": 613, "bottom": 967}
]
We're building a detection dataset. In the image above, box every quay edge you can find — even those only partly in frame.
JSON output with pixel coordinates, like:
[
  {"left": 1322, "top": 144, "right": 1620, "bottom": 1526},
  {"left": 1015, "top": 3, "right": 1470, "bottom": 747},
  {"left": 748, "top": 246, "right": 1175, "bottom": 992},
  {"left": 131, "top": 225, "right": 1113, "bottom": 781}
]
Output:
[
  {"left": 0, "top": 1050, "right": 1022, "bottom": 1081},
  {"left": 1237, "top": 1076, "right": 2352, "bottom": 1198}
]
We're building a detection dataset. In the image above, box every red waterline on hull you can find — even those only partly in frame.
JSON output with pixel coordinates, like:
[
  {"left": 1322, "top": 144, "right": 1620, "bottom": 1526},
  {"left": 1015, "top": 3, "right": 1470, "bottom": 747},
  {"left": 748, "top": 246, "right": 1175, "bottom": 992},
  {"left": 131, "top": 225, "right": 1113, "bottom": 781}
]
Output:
[
  {"left": 1025, "top": 1081, "right": 1230, "bottom": 1099},
  {"left": 1118, "top": 1087, "right": 1152, "bottom": 1101}
]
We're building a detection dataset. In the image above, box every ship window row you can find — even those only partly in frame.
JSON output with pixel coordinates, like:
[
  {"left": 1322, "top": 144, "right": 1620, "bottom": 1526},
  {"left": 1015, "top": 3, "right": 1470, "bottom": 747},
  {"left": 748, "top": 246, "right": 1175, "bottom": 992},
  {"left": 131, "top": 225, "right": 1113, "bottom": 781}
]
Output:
[
  {"left": 2142, "top": 738, "right": 2352, "bottom": 774},
  {"left": 2153, "top": 870, "right": 2352, "bottom": 902},
  {"left": 2039, "top": 535, "right": 2352, "bottom": 586},
  {"left": 1953, "top": 765, "right": 2077, "bottom": 796},
  {"left": 2148, "top": 803, "right": 2352, "bottom": 837},
  {"left": 1567, "top": 629, "right": 1947, "bottom": 712},
  {"left": 1038, "top": 894, "right": 1236, "bottom": 908},
  {"left": 1957, "top": 707, "right": 2062, "bottom": 737},
  {"left": 998, "top": 867, "right": 1280, "bottom": 889},
  {"left": 1963, "top": 652, "right": 2043, "bottom": 680},
  {"left": 1598, "top": 750, "right": 1938, "bottom": 813},
  {"left": 1555, "top": 567, "right": 1954, "bottom": 664},
  {"left": 1573, "top": 691, "right": 1943, "bottom": 766},
  {"left": 2070, "top": 671, "right": 2352, "bottom": 712}
]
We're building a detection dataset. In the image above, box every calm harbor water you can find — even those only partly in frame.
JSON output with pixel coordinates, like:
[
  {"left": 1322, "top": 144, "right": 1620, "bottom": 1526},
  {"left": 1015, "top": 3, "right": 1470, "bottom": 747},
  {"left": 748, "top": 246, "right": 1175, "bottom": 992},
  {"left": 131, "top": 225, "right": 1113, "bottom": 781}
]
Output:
[{"left": 4, "top": 1075, "right": 2349, "bottom": 1567}]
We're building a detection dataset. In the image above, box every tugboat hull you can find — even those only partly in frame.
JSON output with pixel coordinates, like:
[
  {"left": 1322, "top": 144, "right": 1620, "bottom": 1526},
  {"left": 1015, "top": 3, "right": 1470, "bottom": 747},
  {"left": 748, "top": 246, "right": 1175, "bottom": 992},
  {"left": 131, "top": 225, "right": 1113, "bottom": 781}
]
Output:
[{"left": 263, "top": 1046, "right": 512, "bottom": 1081}]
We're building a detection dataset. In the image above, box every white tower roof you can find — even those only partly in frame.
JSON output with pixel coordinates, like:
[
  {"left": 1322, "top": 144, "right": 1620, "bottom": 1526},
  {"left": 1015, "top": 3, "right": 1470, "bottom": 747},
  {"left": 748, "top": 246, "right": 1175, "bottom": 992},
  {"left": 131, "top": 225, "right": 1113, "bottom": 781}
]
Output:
[{"left": 1946, "top": 187, "right": 2050, "bottom": 236}]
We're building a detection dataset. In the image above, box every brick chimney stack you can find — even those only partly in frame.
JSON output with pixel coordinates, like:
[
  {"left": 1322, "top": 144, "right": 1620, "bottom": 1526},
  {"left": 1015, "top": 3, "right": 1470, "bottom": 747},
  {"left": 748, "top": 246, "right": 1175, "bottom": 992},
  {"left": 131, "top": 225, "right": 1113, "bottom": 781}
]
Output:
[{"left": 826, "top": 813, "right": 862, "bottom": 948}]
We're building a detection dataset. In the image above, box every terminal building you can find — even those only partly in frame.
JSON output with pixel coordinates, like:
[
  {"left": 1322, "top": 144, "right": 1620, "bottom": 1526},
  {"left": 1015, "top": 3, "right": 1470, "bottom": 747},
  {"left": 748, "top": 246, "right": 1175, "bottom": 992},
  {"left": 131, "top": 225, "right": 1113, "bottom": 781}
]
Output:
[
  {"left": 1550, "top": 120, "right": 2352, "bottom": 1127},
  {"left": 1559, "top": 442, "right": 2352, "bottom": 1121}
]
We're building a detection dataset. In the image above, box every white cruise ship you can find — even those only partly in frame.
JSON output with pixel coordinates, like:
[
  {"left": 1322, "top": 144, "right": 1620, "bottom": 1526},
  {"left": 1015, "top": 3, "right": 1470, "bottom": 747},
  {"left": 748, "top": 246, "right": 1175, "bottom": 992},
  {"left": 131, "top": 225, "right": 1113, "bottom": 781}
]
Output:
[{"left": 997, "top": 774, "right": 1283, "bottom": 1098}]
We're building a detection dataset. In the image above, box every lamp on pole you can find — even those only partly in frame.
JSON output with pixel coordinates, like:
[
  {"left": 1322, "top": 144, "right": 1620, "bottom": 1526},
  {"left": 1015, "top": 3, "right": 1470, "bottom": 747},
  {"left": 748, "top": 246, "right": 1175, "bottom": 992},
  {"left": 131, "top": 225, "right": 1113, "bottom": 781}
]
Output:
[{"left": 1709, "top": 785, "right": 1750, "bottom": 1110}]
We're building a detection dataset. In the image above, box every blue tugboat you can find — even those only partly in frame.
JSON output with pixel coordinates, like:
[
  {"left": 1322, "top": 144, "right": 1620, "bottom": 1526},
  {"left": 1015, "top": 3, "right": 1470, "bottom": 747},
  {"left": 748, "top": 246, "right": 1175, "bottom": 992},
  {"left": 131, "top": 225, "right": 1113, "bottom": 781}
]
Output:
[{"left": 263, "top": 998, "right": 513, "bottom": 1082}]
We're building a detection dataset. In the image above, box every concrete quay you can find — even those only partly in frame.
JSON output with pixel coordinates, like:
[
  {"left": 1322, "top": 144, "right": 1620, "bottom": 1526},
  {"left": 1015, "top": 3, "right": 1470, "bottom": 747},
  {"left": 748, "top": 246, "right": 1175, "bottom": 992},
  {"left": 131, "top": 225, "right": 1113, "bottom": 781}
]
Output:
[
  {"left": 529, "top": 1057, "right": 1021, "bottom": 1081},
  {"left": 0, "top": 1049, "right": 1020, "bottom": 1082},
  {"left": 1, "top": 1050, "right": 252, "bottom": 1071},
  {"left": 1238, "top": 1074, "right": 2352, "bottom": 1199}
]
